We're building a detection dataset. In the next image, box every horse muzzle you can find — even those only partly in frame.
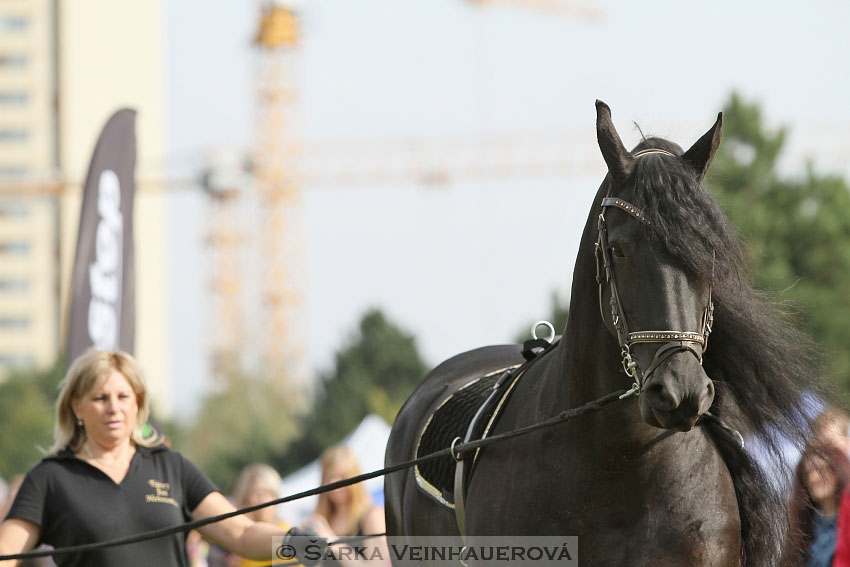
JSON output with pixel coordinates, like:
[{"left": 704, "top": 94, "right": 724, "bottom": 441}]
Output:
[{"left": 638, "top": 350, "right": 715, "bottom": 431}]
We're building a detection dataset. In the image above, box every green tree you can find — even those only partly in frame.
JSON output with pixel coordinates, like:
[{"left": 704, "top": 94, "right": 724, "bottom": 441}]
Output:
[
  {"left": 711, "top": 93, "right": 850, "bottom": 393},
  {"left": 276, "top": 308, "right": 427, "bottom": 472},
  {"left": 0, "top": 359, "right": 65, "bottom": 479},
  {"left": 182, "top": 371, "right": 301, "bottom": 491}
]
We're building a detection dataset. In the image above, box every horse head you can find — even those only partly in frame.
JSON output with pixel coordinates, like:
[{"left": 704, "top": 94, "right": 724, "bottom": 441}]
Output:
[{"left": 595, "top": 100, "right": 722, "bottom": 431}]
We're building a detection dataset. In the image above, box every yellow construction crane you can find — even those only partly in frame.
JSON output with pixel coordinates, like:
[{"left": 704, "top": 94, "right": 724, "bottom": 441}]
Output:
[
  {"left": 239, "top": 0, "right": 606, "bottom": 387},
  {"left": 249, "top": 2, "right": 303, "bottom": 386},
  {"left": 466, "top": 0, "right": 603, "bottom": 19}
]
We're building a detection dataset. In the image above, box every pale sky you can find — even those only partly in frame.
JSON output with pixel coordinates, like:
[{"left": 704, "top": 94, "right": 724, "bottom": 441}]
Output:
[{"left": 163, "top": 0, "right": 850, "bottom": 418}]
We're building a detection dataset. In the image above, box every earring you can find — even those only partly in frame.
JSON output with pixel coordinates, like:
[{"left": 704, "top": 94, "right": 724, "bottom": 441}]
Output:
[{"left": 77, "top": 418, "right": 84, "bottom": 428}]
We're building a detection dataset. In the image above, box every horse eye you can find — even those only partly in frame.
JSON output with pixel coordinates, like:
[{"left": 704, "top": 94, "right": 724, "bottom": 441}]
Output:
[{"left": 611, "top": 244, "right": 626, "bottom": 259}]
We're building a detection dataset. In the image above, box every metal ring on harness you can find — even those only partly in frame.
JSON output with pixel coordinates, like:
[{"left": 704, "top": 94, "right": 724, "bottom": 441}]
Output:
[
  {"left": 450, "top": 436, "right": 464, "bottom": 462},
  {"left": 532, "top": 320, "right": 556, "bottom": 344},
  {"left": 459, "top": 545, "right": 470, "bottom": 567}
]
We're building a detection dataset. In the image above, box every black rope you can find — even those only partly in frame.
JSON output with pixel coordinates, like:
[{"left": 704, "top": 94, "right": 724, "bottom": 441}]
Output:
[
  {"left": 0, "top": 388, "right": 627, "bottom": 562},
  {"left": 328, "top": 533, "right": 386, "bottom": 546}
]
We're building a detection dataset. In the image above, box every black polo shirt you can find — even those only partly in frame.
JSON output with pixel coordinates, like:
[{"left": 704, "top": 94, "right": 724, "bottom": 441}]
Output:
[{"left": 6, "top": 444, "right": 218, "bottom": 567}]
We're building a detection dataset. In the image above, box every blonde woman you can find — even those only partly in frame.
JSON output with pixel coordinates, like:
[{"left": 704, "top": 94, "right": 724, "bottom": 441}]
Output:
[
  {"left": 228, "top": 464, "right": 293, "bottom": 567},
  {"left": 0, "top": 349, "right": 288, "bottom": 567},
  {"left": 304, "top": 446, "right": 388, "bottom": 567}
]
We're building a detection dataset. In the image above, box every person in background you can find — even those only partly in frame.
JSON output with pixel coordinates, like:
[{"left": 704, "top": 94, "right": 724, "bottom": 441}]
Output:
[
  {"left": 786, "top": 441, "right": 850, "bottom": 567},
  {"left": 303, "top": 446, "right": 388, "bottom": 567},
  {"left": 0, "top": 477, "right": 6, "bottom": 513},
  {"left": 227, "top": 464, "right": 293, "bottom": 567},
  {"left": 1, "top": 476, "right": 52, "bottom": 567},
  {"left": 830, "top": 408, "right": 850, "bottom": 566},
  {"left": 812, "top": 407, "right": 850, "bottom": 457},
  {"left": 186, "top": 530, "right": 210, "bottom": 567},
  {"left": 0, "top": 476, "right": 8, "bottom": 523},
  {"left": 0, "top": 349, "right": 288, "bottom": 567}
]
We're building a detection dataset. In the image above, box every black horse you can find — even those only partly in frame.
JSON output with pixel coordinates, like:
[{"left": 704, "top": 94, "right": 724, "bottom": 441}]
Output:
[{"left": 384, "top": 101, "right": 831, "bottom": 566}]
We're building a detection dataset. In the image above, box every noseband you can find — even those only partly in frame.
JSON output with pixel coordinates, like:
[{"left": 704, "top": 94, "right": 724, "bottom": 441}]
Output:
[{"left": 595, "top": 149, "right": 714, "bottom": 399}]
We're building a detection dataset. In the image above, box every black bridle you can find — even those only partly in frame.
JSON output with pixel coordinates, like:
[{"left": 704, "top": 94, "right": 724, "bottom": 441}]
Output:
[{"left": 595, "top": 149, "right": 715, "bottom": 399}]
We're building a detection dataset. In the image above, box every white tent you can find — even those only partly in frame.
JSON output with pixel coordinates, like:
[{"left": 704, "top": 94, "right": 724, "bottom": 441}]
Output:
[{"left": 277, "top": 414, "right": 392, "bottom": 525}]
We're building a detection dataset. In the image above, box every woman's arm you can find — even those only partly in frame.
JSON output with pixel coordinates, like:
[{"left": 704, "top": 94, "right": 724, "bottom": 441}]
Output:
[
  {"left": 358, "top": 506, "right": 389, "bottom": 565},
  {"left": 0, "top": 518, "right": 40, "bottom": 567},
  {"left": 192, "top": 491, "right": 287, "bottom": 561},
  {"left": 304, "top": 508, "right": 390, "bottom": 567}
]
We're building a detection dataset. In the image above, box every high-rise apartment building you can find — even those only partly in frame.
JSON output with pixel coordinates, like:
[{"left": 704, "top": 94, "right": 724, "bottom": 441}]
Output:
[
  {"left": 0, "top": 0, "right": 171, "bottom": 416},
  {"left": 0, "top": 0, "right": 58, "bottom": 371}
]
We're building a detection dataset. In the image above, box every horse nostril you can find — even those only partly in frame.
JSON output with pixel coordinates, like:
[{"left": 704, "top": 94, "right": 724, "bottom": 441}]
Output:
[
  {"left": 696, "top": 381, "right": 715, "bottom": 415},
  {"left": 645, "top": 383, "right": 679, "bottom": 412}
]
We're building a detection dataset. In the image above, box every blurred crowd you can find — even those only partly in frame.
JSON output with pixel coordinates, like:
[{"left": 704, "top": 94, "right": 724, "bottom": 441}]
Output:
[{"left": 188, "top": 446, "right": 388, "bottom": 567}]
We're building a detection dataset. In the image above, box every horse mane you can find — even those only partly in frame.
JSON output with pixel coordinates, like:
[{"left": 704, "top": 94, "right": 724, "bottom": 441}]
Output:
[{"left": 625, "top": 136, "right": 837, "bottom": 566}]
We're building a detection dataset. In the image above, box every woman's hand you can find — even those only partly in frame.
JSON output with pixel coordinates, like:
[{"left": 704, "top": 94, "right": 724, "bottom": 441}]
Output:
[{"left": 301, "top": 514, "right": 337, "bottom": 540}]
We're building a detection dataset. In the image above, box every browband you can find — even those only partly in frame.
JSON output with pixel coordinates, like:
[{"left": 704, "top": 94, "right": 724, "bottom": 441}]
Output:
[
  {"left": 633, "top": 148, "right": 676, "bottom": 158},
  {"left": 600, "top": 197, "right": 651, "bottom": 225}
]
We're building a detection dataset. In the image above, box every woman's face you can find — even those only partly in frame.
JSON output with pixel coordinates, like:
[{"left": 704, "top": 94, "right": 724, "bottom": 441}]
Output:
[
  {"left": 323, "top": 463, "right": 352, "bottom": 505},
  {"left": 805, "top": 456, "right": 838, "bottom": 507},
  {"left": 243, "top": 477, "right": 278, "bottom": 523},
  {"left": 72, "top": 370, "right": 139, "bottom": 449}
]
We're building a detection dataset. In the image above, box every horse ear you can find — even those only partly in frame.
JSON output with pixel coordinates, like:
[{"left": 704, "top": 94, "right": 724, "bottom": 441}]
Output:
[
  {"left": 682, "top": 112, "right": 723, "bottom": 181},
  {"left": 596, "top": 100, "right": 636, "bottom": 186}
]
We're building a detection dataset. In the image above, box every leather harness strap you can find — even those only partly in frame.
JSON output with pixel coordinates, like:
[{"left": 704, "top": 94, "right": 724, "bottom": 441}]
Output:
[
  {"left": 452, "top": 339, "right": 559, "bottom": 541},
  {"left": 453, "top": 368, "right": 514, "bottom": 539}
]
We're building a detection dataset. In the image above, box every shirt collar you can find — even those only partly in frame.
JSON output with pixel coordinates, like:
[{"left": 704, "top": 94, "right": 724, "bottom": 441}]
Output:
[{"left": 48, "top": 443, "right": 168, "bottom": 461}]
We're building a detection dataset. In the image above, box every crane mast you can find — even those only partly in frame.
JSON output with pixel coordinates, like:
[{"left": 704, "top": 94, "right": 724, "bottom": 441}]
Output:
[{"left": 250, "top": 3, "right": 307, "bottom": 385}]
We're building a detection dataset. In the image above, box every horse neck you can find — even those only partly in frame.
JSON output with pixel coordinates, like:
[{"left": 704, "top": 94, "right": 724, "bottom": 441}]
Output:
[
  {"left": 558, "top": 258, "right": 625, "bottom": 405},
  {"left": 543, "top": 189, "right": 660, "bottom": 447},
  {"left": 556, "top": 183, "right": 626, "bottom": 405}
]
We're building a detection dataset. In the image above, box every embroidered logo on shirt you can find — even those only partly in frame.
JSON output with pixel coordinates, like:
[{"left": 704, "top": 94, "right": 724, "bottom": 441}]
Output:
[{"left": 145, "top": 479, "right": 178, "bottom": 508}]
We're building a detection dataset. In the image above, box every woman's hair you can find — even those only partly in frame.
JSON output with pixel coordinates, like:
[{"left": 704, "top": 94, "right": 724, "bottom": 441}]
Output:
[
  {"left": 231, "top": 463, "right": 282, "bottom": 507},
  {"left": 785, "top": 443, "right": 850, "bottom": 562},
  {"left": 315, "top": 445, "right": 371, "bottom": 536},
  {"left": 49, "top": 348, "right": 155, "bottom": 454}
]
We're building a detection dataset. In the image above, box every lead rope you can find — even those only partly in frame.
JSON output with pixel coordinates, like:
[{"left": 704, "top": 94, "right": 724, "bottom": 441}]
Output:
[{"left": 0, "top": 388, "right": 629, "bottom": 563}]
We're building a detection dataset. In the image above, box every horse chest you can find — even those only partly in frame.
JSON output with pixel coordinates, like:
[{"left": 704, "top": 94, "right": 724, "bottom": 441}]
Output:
[{"left": 463, "top": 435, "right": 740, "bottom": 566}]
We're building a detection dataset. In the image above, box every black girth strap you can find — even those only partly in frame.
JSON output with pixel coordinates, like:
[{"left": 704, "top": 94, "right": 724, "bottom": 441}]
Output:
[
  {"left": 453, "top": 369, "right": 513, "bottom": 540},
  {"left": 452, "top": 338, "right": 560, "bottom": 541}
]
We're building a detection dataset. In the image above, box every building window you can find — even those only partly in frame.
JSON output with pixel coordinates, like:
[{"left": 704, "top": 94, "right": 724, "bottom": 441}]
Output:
[
  {"left": 0, "top": 91, "right": 28, "bottom": 105},
  {"left": 0, "top": 240, "right": 30, "bottom": 254},
  {"left": 0, "top": 316, "right": 29, "bottom": 329},
  {"left": 0, "top": 354, "right": 35, "bottom": 369},
  {"left": 0, "top": 129, "right": 28, "bottom": 142},
  {"left": 0, "top": 279, "right": 29, "bottom": 292},
  {"left": 0, "top": 15, "right": 28, "bottom": 32},
  {"left": 0, "top": 53, "right": 27, "bottom": 68},
  {"left": 0, "top": 166, "right": 28, "bottom": 178},
  {"left": 0, "top": 201, "right": 29, "bottom": 217}
]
